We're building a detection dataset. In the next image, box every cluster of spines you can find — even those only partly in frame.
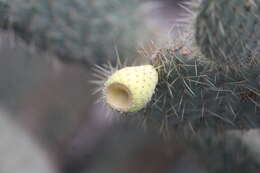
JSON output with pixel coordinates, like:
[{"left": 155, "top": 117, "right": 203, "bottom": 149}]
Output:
[
  {"left": 112, "top": 0, "right": 260, "bottom": 134},
  {"left": 0, "top": 0, "right": 259, "bottom": 171},
  {"left": 195, "top": 0, "right": 260, "bottom": 70},
  {"left": 120, "top": 47, "right": 260, "bottom": 135}
]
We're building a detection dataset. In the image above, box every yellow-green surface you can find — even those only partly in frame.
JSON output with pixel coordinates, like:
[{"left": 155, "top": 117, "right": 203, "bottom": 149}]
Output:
[{"left": 104, "top": 65, "right": 158, "bottom": 112}]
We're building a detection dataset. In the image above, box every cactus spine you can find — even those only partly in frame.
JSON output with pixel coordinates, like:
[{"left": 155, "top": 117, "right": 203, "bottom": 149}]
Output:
[
  {"left": 0, "top": 0, "right": 260, "bottom": 171},
  {"left": 96, "top": 0, "right": 260, "bottom": 134},
  {"left": 196, "top": 0, "right": 260, "bottom": 69},
  {"left": 127, "top": 48, "right": 259, "bottom": 134}
]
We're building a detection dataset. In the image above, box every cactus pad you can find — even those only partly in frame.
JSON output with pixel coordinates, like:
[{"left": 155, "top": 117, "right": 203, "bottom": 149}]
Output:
[
  {"left": 1, "top": 0, "right": 150, "bottom": 65},
  {"left": 196, "top": 0, "right": 260, "bottom": 69}
]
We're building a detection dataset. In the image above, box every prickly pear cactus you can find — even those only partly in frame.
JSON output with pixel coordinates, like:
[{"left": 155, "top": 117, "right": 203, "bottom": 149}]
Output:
[
  {"left": 196, "top": 0, "right": 260, "bottom": 69},
  {"left": 0, "top": 0, "right": 152, "bottom": 65},
  {"left": 93, "top": 0, "right": 260, "bottom": 134},
  {"left": 139, "top": 49, "right": 260, "bottom": 133},
  {"left": 95, "top": 47, "right": 260, "bottom": 134}
]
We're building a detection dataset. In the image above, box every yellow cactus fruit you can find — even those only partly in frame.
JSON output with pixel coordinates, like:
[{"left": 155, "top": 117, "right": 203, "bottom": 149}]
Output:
[{"left": 104, "top": 65, "right": 158, "bottom": 112}]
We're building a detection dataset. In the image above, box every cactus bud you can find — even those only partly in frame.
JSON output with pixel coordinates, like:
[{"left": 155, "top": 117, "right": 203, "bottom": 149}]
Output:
[{"left": 104, "top": 65, "right": 158, "bottom": 112}]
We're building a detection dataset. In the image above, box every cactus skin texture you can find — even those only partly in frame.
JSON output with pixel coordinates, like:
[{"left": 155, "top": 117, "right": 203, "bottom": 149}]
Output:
[
  {"left": 196, "top": 0, "right": 260, "bottom": 69},
  {"left": 104, "top": 65, "right": 158, "bottom": 112},
  {"left": 0, "top": 0, "right": 150, "bottom": 65},
  {"left": 121, "top": 48, "right": 260, "bottom": 134}
]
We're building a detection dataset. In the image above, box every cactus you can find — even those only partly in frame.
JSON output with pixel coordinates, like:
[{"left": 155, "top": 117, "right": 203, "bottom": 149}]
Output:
[
  {"left": 1, "top": 0, "right": 260, "bottom": 171},
  {"left": 195, "top": 0, "right": 260, "bottom": 69},
  {"left": 95, "top": 46, "right": 259, "bottom": 134},
  {"left": 0, "top": 0, "right": 152, "bottom": 65},
  {"left": 140, "top": 49, "right": 260, "bottom": 133}
]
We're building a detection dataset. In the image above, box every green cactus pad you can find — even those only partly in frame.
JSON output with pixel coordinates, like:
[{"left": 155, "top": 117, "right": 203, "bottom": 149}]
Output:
[
  {"left": 1, "top": 0, "right": 151, "bottom": 65},
  {"left": 196, "top": 0, "right": 260, "bottom": 69},
  {"left": 123, "top": 48, "right": 260, "bottom": 134}
]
